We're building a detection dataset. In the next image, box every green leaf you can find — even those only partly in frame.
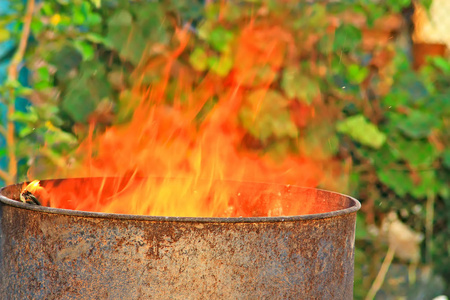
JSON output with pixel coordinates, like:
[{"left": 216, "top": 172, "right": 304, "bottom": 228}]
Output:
[
  {"left": 134, "top": 3, "right": 167, "bottom": 43},
  {"left": 170, "top": 1, "right": 204, "bottom": 20},
  {"left": 44, "top": 129, "right": 77, "bottom": 147},
  {"left": 294, "top": 4, "right": 327, "bottom": 29},
  {"left": 41, "top": 3, "right": 54, "bottom": 16},
  {"left": 208, "top": 26, "right": 234, "bottom": 52},
  {"left": 34, "top": 81, "right": 51, "bottom": 91},
  {"left": 378, "top": 169, "right": 413, "bottom": 197},
  {"left": 208, "top": 54, "right": 233, "bottom": 77},
  {"left": 0, "top": 28, "right": 11, "bottom": 42},
  {"left": 379, "top": 168, "right": 439, "bottom": 199},
  {"left": 109, "top": 10, "right": 132, "bottom": 26},
  {"left": 204, "top": 3, "right": 221, "bottom": 19},
  {"left": 10, "top": 110, "right": 39, "bottom": 124},
  {"left": 281, "top": 68, "right": 319, "bottom": 104},
  {"left": 337, "top": 115, "right": 386, "bottom": 149},
  {"left": 50, "top": 46, "right": 83, "bottom": 82},
  {"left": 73, "top": 8, "right": 86, "bottom": 25},
  {"left": 4, "top": 79, "right": 21, "bottom": 89},
  {"left": 333, "top": 24, "right": 361, "bottom": 52},
  {"left": 397, "top": 110, "right": 439, "bottom": 138},
  {"left": 198, "top": 20, "right": 214, "bottom": 40},
  {"left": 91, "top": 0, "right": 101, "bottom": 8},
  {"left": 391, "top": 138, "right": 439, "bottom": 167},
  {"left": 439, "top": 183, "right": 450, "bottom": 200},
  {"left": 318, "top": 35, "right": 334, "bottom": 54},
  {"left": 362, "top": 144, "right": 399, "bottom": 167},
  {"left": 420, "top": 0, "right": 433, "bottom": 10},
  {"left": 387, "top": 0, "right": 411, "bottom": 12},
  {"left": 302, "top": 125, "right": 339, "bottom": 158},
  {"left": 87, "top": 13, "right": 102, "bottom": 26},
  {"left": 74, "top": 40, "right": 95, "bottom": 61},
  {"left": 85, "top": 33, "right": 108, "bottom": 45},
  {"left": 37, "top": 67, "right": 50, "bottom": 82},
  {"left": 106, "top": 10, "right": 146, "bottom": 65},
  {"left": 307, "top": 4, "right": 327, "bottom": 27},
  {"left": 19, "top": 126, "right": 34, "bottom": 138},
  {"left": 30, "top": 19, "right": 44, "bottom": 34},
  {"left": 16, "top": 86, "right": 33, "bottom": 96},
  {"left": 411, "top": 170, "right": 438, "bottom": 198},
  {"left": 0, "top": 15, "right": 16, "bottom": 27},
  {"left": 347, "top": 64, "right": 369, "bottom": 84},
  {"left": 189, "top": 47, "right": 208, "bottom": 71},
  {"left": 382, "top": 91, "right": 409, "bottom": 108},
  {"left": 442, "top": 149, "right": 450, "bottom": 169},
  {"left": 239, "top": 89, "right": 297, "bottom": 142},
  {"left": 430, "top": 57, "right": 450, "bottom": 74},
  {"left": 62, "top": 62, "right": 111, "bottom": 123}
]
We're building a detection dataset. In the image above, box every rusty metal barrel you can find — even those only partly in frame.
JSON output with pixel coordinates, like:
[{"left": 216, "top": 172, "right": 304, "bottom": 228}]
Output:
[{"left": 0, "top": 178, "right": 360, "bottom": 299}]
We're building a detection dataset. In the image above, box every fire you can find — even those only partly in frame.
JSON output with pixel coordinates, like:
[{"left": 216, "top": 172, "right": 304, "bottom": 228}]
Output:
[
  {"left": 22, "top": 180, "right": 41, "bottom": 194},
  {"left": 20, "top": 180, "right": 46, "bottom": 206},
  {"left": 29, "top": 18, "right": 331, "bottom": 217}
]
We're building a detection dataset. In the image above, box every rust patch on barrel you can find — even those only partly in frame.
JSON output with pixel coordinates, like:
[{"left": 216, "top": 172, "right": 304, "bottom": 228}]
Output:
[{"left": 0, "top": 178, "right": 360, "bottom": 299}]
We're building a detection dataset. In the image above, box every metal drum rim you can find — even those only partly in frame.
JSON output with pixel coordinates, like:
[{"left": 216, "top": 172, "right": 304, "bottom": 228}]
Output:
[{"left": 0, "top": 177, "right": 361, "bottom": 223}]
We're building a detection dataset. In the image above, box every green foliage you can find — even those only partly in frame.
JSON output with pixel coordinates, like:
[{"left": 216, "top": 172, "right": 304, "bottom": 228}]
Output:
[
  {"left": 0, "top": 28, "right": 10, "bottom": 42},
  {"left": 337, "top": 115, "right": 386, "bottom": 149},
  {"left": 443, "top": 149, "right": 450, "bottom": 169},
  {"left": 208, "top": 26, "right": 234, "bottom": 53},
  {"left": 240, "top": 89, "right": 298, "bottom": 143},
  {"left": 281, "top": 68, "right": 319, "bottom": 104},
  {"left": 346, "top": 64, "right": 369, "bottom": 84},
  {"left": 387, "top": 0, "right": 411, "bottom": 12},
  {"left": 333, "top": 24, "right": 362, "bottom": 52},
  {"left": 397, "top": 110, "right": 439, "bottom": 138},
  {"left": 208, "top": 53, "right": 233, "bottom": 77},
  {"left": 392, "top": 139, "right": 439, "bottom": 167},
  {"left": 189, "top": 47, "right": 208, "bottom": 71},
  {"left": 62, "top": 62, "right": 111, "bottom": 122}
]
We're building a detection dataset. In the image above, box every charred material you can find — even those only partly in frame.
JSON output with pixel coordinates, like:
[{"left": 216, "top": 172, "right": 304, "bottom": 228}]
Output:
[{"left": 19, "top": 190, "right": 41, "bottom": 206}]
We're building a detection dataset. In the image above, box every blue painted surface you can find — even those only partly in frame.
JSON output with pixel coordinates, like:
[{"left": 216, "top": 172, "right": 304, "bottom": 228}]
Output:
[{"left": 0, "top": 1, "right": 30, "bottom": 185}]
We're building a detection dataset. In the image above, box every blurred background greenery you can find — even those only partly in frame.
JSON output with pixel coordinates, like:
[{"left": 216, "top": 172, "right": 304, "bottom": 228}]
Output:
[{"left": 1, "top": 0, "right": 449, "bottom": 299}]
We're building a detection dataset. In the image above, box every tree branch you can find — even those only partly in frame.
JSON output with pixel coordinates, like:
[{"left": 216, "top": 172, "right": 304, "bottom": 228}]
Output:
[
  {"left": 5, "top": 0, "right": 35, "bottom": 185},
  {"left": 8, "top": 0, "right": 35, "bottom": 80},
  {"left": 0, "top": 125, "right": 7, "bottom": 137},
  {"left": 0, "top": 169, "right": 12, "bottom": 183},
  {"left": 365, "top": 246, "right": 395, "bottom": 300}
]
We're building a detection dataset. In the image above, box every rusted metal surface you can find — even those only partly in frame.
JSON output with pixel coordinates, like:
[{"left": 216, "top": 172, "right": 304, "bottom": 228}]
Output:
[{"left": 0, "top": 178, "right": 360, "bottom": 299}]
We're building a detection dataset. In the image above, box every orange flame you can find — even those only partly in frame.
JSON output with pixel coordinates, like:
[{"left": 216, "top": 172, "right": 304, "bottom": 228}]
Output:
[{"left": 31, "top": 21, "right": 330, "bottom": 217}]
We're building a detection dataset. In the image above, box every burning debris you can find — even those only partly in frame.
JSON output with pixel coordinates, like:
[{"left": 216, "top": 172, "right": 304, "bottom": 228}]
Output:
[{"left": 19, "top": 180, "right": 42, "bottom": 206}]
